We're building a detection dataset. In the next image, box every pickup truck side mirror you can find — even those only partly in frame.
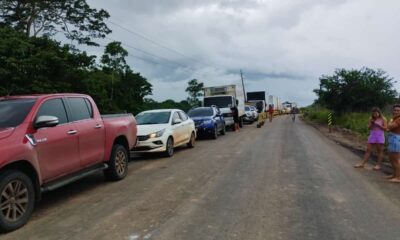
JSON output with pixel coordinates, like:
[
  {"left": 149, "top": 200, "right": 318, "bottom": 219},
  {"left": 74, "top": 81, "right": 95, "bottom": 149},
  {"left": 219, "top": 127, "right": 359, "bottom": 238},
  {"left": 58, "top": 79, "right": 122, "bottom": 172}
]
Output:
[
  {"left": 34, "top": 116, "right": 59, "bottom": 129},
  {"left": 172, "top": 118, "right": 182, "bottom": 125}
]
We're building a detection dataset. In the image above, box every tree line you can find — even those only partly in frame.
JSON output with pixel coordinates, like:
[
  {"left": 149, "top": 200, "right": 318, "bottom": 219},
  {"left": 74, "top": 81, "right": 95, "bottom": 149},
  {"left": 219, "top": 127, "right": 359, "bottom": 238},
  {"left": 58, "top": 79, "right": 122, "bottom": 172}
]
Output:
[
  {"left": 313, "top": 68, "right": 398, "bottom": 114},
  {"left": 0, "top": 0, "right": 204, "bottom": 114}
]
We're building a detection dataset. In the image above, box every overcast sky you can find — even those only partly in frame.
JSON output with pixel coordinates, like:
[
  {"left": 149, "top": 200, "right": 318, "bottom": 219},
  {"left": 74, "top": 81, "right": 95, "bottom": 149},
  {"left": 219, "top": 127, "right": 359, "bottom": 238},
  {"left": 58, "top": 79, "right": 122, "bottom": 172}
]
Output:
[{"left": 85, "top": 0, "right": 400, "bottom": 106}]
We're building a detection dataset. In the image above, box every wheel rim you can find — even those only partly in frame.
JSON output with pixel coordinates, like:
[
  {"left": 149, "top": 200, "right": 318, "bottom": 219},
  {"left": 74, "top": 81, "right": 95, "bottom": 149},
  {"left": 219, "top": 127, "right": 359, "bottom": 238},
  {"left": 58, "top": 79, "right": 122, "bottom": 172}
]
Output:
[
  {"left": 191, "top": 133, "right": 195, "bottom": 145},
  {"left": 167, "top": 139, "right": 173, "bottom": 155},
  {"left": 115, "top": 150, "right": 127, "bottom": 176},
  {"left": 1, "top": 180, "right": 29, "bottom": 222},
  {"left": 214, "top": 128, "right": 218, "bottom": 138}
]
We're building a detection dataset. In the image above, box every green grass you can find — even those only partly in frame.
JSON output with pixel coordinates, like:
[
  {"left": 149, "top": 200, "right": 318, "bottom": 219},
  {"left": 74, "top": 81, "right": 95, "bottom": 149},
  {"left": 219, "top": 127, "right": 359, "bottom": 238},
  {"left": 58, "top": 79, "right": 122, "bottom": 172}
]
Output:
[
  {"left": 335, "top": 113, "right": 370, "bottom": 138},
  {"left": 303, "top": 107, "right": 379, "bottom": 139}
]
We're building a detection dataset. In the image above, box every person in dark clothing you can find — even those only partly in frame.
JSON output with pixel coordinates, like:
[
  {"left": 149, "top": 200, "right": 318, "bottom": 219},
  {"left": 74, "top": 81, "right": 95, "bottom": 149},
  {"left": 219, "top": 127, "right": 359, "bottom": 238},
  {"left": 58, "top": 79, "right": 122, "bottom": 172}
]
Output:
[{"left": 231, "top": 105, "right": 240, "bottom": 131}]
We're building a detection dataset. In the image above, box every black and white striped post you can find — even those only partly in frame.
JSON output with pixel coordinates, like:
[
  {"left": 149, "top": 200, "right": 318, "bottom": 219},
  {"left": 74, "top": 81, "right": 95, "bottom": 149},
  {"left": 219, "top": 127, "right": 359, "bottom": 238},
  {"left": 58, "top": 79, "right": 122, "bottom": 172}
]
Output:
[{"left": 328, "top": 112, "right": 333, "bottom": 133}]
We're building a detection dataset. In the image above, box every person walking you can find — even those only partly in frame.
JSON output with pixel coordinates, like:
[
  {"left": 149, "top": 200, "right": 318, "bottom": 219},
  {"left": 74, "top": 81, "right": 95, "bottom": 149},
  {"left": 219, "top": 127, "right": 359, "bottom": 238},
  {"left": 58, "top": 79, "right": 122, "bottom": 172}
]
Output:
[
  {"left": 290, "top": 107, "right": 296, "bottom": 122},
  {"left": 354, "top": 107, "right": 387, "bottom": 170},
  {"left": 386, "top": 104, "right": 400, "bottom": 183},
  {"left": 268, "top": 104, "right": 274, "bottom": 122}
]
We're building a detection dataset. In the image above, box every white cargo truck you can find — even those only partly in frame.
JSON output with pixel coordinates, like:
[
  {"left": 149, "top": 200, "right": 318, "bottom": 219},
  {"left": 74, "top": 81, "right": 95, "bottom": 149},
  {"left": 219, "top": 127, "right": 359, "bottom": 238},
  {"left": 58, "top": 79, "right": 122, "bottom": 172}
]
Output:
[
  {"left": 268, "top": 95, "right": 283, "bottom": 114},
  {"left": 203, "top": 85, "right": 245, "bottom": 129}
]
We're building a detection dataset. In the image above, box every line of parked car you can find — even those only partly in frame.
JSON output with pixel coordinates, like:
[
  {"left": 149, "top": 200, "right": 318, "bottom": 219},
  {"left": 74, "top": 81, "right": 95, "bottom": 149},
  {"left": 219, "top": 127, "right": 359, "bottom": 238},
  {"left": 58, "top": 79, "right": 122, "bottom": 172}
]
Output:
[
  {"left": 133, "top": 105, "right": 229, "bottom": 157},
  {"left": 0, "top": 92, "right": 264, "bottom": 232}
]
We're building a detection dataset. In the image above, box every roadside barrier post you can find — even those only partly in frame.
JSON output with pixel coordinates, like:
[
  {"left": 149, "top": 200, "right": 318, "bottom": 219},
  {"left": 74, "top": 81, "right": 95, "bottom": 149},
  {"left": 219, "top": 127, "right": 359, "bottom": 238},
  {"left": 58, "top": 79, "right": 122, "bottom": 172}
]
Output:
[{"left": 328, "top": 112, "right": 333, "bottom": 133}]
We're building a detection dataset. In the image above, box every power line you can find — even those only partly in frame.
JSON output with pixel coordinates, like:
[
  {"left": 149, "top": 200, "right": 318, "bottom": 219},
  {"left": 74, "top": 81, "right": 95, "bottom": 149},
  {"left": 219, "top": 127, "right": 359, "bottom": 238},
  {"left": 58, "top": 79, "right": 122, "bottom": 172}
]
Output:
[
  {"left": 107, "top": 19, "right": 201, "bottom": 64},
  {"left": 105, "top": 36, "right": 193, "bottom": 70}
]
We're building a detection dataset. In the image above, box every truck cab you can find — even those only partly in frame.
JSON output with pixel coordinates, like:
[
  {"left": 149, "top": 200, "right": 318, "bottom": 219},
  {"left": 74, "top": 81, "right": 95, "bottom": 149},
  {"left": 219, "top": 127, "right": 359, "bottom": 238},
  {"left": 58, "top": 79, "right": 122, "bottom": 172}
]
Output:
[{"left": 203, "top": 85, "right": 245, "bottom": 129}]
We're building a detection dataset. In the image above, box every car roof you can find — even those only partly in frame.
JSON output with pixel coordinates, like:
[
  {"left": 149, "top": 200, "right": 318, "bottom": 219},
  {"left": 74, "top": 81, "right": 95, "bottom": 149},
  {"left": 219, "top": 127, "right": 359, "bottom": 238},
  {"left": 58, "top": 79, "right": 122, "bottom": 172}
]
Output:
[
  {"left": 190, "top": 107, "right": 213, "bottom": 110},
  {"left": 140, "top": 109, "right": 180, "bottom": 113},
  {"left": 1, "top": 93, "right": 90, "bottom": 100}
]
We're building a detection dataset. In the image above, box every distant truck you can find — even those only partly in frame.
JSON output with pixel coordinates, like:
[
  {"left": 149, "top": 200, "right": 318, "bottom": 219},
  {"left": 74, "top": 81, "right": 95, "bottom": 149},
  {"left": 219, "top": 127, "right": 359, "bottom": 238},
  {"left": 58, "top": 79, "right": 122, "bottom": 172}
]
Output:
[
  {"left": 0, "top": 94, "right": 137, "bottom": 231},
  {"left": 203, "top": 85, "right": 245, "bottom": 129},
  {"left": 282, "top": 101, "right": 293, "bottom": 114},
  {"left": 246, "top": 91, "right": 267, "bottom": 113},
  {"left": 268, "top": 95, "right": 283, "bottom": 114}
]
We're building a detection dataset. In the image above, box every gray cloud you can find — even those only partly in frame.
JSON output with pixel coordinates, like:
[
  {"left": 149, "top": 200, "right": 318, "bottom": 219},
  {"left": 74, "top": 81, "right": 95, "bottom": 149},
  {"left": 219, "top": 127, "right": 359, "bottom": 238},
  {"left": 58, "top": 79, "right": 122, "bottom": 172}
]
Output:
[{"left": 85, "top": 0, "right": 400, "bottom": 106}]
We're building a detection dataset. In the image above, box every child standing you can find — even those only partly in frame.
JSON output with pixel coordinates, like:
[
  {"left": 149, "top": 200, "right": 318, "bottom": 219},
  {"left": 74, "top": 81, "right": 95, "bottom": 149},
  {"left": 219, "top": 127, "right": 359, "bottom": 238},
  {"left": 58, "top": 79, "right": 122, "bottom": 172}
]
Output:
[{"left": 354, "top": 107, "right": 387, "bottom": 170}]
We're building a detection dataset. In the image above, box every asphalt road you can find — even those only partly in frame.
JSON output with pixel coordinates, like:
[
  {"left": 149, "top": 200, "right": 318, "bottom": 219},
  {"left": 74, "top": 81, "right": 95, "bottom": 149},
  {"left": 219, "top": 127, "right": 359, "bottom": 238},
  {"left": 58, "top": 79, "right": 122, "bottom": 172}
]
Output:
[{"left": 3, "top": 116, "right": 400, "bottom": 240}]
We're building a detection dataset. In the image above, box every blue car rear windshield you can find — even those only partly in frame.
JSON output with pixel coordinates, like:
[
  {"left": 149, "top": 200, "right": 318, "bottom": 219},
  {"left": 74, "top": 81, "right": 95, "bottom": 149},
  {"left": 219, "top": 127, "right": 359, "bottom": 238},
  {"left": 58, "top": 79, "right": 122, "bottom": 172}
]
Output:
[
  {"left": 0, "top": 99, "right": 36, "bottom": 128},
  {"left": 188, "top": 108, "right": 213, "bottom": 117},
  {"left": 136, "top": 111, "right": 171, "bottom": 125}
]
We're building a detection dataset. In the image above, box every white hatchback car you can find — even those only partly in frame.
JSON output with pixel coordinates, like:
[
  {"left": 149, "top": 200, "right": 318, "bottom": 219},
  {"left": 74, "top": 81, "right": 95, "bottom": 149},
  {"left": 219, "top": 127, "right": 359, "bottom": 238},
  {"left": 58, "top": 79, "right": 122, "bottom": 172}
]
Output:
[{"left": 133, "top": 109, "right": 196, "bottom": 157}]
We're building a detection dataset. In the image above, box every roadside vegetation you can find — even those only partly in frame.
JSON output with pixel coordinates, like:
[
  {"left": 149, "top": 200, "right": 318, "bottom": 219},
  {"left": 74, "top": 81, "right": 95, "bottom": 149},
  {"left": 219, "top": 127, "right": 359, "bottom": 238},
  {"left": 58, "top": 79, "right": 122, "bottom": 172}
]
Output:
[
  {"left": 0, "top": 0, "right": 201, "bottom": 114},
  {"left": 305, "top": 68, "right": 398, "bottom": 138},
  {"left": 303, "top": 106, "right": 371, "bottom": 138}
]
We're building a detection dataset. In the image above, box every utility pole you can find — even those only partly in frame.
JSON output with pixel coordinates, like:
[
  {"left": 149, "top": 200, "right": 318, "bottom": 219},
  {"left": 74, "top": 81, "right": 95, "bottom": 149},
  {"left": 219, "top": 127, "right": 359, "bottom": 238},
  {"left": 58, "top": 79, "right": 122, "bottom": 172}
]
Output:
[{"left": 240, "top": 70, "right": 246, "bottom": 102}]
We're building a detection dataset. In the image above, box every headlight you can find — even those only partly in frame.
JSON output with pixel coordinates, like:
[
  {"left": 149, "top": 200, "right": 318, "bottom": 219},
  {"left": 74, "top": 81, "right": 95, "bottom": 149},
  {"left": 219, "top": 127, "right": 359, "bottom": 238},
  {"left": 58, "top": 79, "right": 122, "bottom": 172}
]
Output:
[
  {"left": 203, "top": 120, "right": 213, "bottom": 125},
  {"left": 148, "top": 129, "right": 165, "bottom": 138}
]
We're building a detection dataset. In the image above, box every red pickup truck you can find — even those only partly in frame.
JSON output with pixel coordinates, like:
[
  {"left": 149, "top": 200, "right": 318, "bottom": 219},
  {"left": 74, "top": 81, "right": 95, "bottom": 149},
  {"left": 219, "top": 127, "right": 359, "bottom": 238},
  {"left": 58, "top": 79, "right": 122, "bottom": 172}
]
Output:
[{"left": 0, "top": 94, "right": 137, "bottom": 231}]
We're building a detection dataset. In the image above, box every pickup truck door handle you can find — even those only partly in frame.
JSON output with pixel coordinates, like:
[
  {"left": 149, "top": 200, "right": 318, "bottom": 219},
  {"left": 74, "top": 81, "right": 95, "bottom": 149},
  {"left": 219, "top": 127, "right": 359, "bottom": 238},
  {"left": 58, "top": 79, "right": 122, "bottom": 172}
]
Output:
[
  {"left": 67, "top": 130, "right": 78, "bottom": 135},
  {"left": 94, "top": 124, "right": 102, "bottom": 129}
]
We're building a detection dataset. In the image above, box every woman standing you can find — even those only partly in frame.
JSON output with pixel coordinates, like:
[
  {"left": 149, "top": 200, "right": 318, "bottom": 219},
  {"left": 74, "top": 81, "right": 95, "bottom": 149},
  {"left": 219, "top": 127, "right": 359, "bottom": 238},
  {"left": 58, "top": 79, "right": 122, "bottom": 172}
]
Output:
[
  {"left": 387, "top": 104, "right": 400, "bottom": 183},
  {"left": 354, "top": 107, "right": 387, "bottom": 170}
]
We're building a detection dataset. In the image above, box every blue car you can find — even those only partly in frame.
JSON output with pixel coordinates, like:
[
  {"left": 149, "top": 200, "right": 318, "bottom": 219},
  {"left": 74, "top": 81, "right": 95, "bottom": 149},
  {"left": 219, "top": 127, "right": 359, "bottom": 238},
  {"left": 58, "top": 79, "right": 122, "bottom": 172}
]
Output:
[{"left": 188, "top": 106, "right": 226, "bottom": 139}]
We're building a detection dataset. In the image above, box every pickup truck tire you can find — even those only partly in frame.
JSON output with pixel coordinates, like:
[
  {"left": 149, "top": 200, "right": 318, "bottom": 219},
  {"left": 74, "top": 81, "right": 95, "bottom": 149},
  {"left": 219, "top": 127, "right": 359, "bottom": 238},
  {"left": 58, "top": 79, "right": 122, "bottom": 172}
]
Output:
[
  {"left": 164, "top": 137, "right": 174, "bottom": 157},
  {"left": 0, "top": 170, "right": 35, "bottom": 232},
  {"left": 187, "top": 132, "right": 195, "bottom": 148},
  {"left": 104, "top": 144, "right": 128, "bottom": 181}
]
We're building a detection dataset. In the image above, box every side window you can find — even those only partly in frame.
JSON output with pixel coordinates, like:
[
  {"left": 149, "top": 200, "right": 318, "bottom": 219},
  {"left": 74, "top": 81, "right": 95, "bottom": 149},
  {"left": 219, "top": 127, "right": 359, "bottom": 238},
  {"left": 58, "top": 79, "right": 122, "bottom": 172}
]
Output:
[
  {"left": 84, "top": 98, "right": 93, "bottom": 118},
  {"left": 68, "top": 98, "right": 92, "bottom": 121},
  {"left": 36, "top": 98, "right": 68, "bottom": 124},
  {"left": 178, "top": 111, "right": 188, "bottom": 121},
  {"left": 172, "top": 112, "right": 181, "bottom": 123}
]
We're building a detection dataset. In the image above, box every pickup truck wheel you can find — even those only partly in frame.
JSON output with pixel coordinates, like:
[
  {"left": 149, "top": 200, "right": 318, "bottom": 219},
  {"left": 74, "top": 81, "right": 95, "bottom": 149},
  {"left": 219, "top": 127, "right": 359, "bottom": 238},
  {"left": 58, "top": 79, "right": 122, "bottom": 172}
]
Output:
[
  {"left": 164, "top": 137, "right": 174, "bottom": 157},
  {"left": 187, "top": 132, "right": 195, "bottom": 148},
  {"left": 0, "top": 170, "right": 35, "bottom": 232},
  {"left": 104, "top": 144, "right": 128, "bottom": 181}
]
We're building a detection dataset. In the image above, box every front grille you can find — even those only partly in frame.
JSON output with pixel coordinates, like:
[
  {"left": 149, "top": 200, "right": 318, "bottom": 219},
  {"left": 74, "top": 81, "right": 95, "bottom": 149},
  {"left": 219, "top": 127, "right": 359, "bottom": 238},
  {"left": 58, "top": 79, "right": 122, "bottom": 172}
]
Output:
[
  {"left": 137, "top": 135, "right": 149, "bottom": 141},
  {"left": 223, "top": 113, "right": 233, "bottom": 118}
]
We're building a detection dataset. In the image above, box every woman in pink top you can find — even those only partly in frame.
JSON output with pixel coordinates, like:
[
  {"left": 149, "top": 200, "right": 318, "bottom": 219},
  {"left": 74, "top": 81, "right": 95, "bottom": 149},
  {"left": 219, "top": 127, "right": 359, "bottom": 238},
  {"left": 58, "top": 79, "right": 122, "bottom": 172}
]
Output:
[{"left": 354, "top": 107, "right": 387, "bottom": 170}]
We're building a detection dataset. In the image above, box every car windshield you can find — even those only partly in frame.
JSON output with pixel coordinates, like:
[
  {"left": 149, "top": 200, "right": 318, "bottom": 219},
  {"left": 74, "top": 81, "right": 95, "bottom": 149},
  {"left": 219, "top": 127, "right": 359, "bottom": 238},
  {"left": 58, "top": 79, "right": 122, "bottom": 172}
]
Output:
[
  {"left": 136, "top": 111, "right": 171, "bottom": 125},
  {"left": 0, "top": 99, "right": 36, "bottom": 128},
  {"left": 188, "top": 108, "right": 213, "bottom": 117},
  {"left": 204, "top": 96, "right": 233, "bottom": 108}
]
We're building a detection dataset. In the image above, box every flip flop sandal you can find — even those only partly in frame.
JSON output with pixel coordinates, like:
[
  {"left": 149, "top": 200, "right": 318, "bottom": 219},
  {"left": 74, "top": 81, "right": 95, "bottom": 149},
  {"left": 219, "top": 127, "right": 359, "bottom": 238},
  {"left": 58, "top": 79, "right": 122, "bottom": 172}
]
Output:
[{"left": 373, "top": 166, "right": 381, "bottom": 170}]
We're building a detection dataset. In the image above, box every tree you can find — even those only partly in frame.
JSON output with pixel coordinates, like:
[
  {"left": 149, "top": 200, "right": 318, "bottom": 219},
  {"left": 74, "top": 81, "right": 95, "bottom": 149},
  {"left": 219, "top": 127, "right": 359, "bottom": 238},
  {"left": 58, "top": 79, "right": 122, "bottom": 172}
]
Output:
[
  {"left": 114, "top": 69, "right": 153, "bottom": 114},
  {"left": 185, "top": 79, "right": 204, "bottom": 107},
  {"left": 314, "top": 68, "right": 397, "bottom": 113},
  {"left": 0, "top": 0, "right": 111, "bottom": 46},
  {"left": 0, "top": 26, "right": 95, "bottom": 96},
  {"left": 101, "top": 41, "right": 128, "bottom": 100}
]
